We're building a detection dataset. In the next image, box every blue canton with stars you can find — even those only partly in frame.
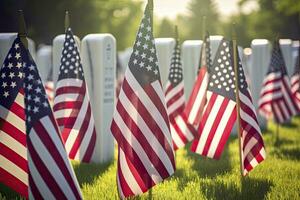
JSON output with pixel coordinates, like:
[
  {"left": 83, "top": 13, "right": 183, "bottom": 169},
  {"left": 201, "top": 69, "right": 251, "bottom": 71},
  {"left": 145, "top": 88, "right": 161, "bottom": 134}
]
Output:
[
  {"left": 207, "top": 39, "right": 237, "bottom": 101},
  {"left": 58, "top": 28, "right": 84, "bottom": 81},
  {"left": 128, "top": 4, "right": 160, "bottom": 86},
  {"left": 168, "top": 40, "right": 183, "bottom": 86},
  {"left": 0, "top": 37, "right": 26, "bottom": 109},
  {"left": 22, "top": 42, "right": 52, "bottom": 132},
  {"left": 267, "top": 41, "right": 288, "bottom": 75}
]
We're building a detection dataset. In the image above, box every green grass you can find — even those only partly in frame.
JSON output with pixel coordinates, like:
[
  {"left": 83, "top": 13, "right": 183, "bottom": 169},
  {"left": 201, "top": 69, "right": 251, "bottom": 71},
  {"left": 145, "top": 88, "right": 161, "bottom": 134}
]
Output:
[{"left": 1, "top": 117, "right": 300, "bottom": 200}]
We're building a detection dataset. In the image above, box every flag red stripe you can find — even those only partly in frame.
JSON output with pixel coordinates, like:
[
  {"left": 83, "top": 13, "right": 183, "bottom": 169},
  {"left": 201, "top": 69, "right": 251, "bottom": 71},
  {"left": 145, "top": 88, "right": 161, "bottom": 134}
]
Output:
[
  {"left": 214, "top": 107, "right": 236, "bottom": 159},
  {"left": 117, "top": 154, "right": 134, "bottom": 197},
  {"left": 166, "top": 88, "right": 184, "bottom": 108},
  {"left": 0, "top": 167, "right": 28, "bottom": 197},
  {"left": 10, "top": 102, "right": 26, "bottom": 121},
  {"left": 201, "top": 97, "right": 230, "bottom": 157},
  {"left": 55, "top": 86, "right": 85, "bottom": 96},
  {"left": 0, "top": 118, "right": 26, "bottom": 146},
  {"left": 0, "top": 143, "right": 27, "bottom": 172},
  {"left": 116, "top": 101, "right": 170, "bottom": 178},
  {"left": 111, "top": 120, "right": 156, "bottom": 187},
  {"left": 53, "top": 101, "right": 83, "bottom": 111},
  {"left": 122, "top": 80, "right": 174, "bottom": 160},
  {"left": 27, "top": 138, "right": 67, "bottom": 199},
  {"left": 32, "top": 118, "right": 82, "bottom": 199},
  {"left": 81, "top": 128, "right": 96, "bottom": 162},
  {"left": 68, "top": 104, "right": 92, "bottom": 159},
  {"left": 29, "top": 174, "right": 43, "bottom": 200}
]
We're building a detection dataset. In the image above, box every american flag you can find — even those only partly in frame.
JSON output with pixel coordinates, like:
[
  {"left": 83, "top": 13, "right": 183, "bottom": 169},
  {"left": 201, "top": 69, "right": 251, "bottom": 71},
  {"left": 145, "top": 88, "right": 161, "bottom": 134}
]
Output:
[
  {"left": 110, "top": 3, "right": 175, "bottom": 198},
  {"left": 190, "top": 39, "right": 237, "bottom": 159},
  {"left": 291, "top": 50, "right": 300, "bottom": 110},
  {"left": 45, "top": 81, "right": 54, "bottom": 103},
  {"left": 258, "top": 41, "right": 299, "bottom": 123},
  {"left": 234, "top": 44, "right": 266, "bottom": 175},
  {"left": 53, "top": 28, "right": 96, "bottom": 162},
  {"left": 22, "top": 39, "right": 82, "bottom": 199},
  {"left": 0, "top": 37, "right": 28, "bottom": 197},
  {"left": 184, "top": 34, "right": 212, "bottom": 126},
  {"left": 165, "top": 36, "right": 196, "bottom": 150}
]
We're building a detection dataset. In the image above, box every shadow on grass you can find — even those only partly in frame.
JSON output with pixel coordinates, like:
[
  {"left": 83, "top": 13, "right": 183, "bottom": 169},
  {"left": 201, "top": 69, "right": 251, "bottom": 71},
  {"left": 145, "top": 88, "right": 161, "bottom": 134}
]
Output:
[
  {"left": 186, "top": 137, "right": 232, "bottom": 178},
  {"left": 202, "top": 177, "right": 272, "bottom": 200},
  {"left": 0, "top": 183, "right": 24, "bottom": 200},
  {"left": 271, "top": 147, "right": 300, "bottom": 161},
  {"left": 274, "top": 137, "right": 295, "bottom": 147},
  {"left": 72, "top": 159, "right": 113, "bottom": 186}
]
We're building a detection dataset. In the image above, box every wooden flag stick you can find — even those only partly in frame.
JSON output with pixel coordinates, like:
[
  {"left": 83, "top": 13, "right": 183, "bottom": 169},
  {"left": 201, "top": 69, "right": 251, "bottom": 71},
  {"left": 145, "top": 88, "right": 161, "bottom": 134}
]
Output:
[
  {"left": 232, "top": 24, "right": 244, "bottom": 176},
  {"left": 202, "top": 15, "right": 206, "bottom": 40},
  {"left": 65, "top": 11, "right": 70, "bottom": 32},
  {"left": 18, "top": 10, "right": 28, "bottom": 49}
]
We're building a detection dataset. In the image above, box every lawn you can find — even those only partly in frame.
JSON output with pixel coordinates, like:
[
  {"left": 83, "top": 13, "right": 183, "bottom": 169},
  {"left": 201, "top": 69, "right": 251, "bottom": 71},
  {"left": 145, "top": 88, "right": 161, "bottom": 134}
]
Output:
[{"left": 1, "top": 117, "right": 300, "bottom": 200}]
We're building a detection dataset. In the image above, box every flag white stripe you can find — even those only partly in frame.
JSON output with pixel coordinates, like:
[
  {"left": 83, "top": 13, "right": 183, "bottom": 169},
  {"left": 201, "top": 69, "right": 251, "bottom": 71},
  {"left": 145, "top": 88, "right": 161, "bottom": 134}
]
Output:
[
  {"left": 279, "top": 101, "right": 289, "bottom": 119},
  {"left": 207, "top": 100, "right": 235, "bottom": 158},
  {"left": 243, "top": 137, "right": 258, "bottom": 156},
  {"left": 126, "top": 69, "right": 172, "bottom": 147},
  {"left": 0, "top": 130, "right": 26, "bottom": 159},
  {"left": 27, "top": 153, "right": 56, "bottom": 200},
  {"left": 167, "top": 95, "right": 185, "bottom": 115},
  {"left": 170, "top": 123, "right": 185, "bottom": 148},
  {"left": 53, "top": 109, "right": 73, "bottom": 119},
  {"left": 0, "top": 105, "right": 25, "bottom": 132},
  {"left": 74, "top": 113, "right": 95, "bottom": 160},
  {"left": 165, "top": 82, "right": 184, "bottom": 102},
  {"left": 175, "top": 115, "right": 194, "bottom": 141},
  {"left": 195, "top": 92, "right": 221, "bottom": 154},
  {"left": 260, "top": 80, "right": 281, "bottom": 94},
  {"left": 56, "top": 79, "right": 83, "bottom": 90},
  {"left": 40, "top": 117, "right": 80, "bottom": 190},
  {"left": 118, "top": 89, "right": 174, "bottom": 174},
  {"left": 64, "top": 94, "right": 89, "bottom": 153},
  {"left": 282, "top": 78, "right": 297, "bottom": 114},
  {"left": 188, "top": 72, "right": 208, "bottom": 123},
  {"left": 258, "top": 91, "right": 282, "bottom": 104},
  {"left": 262, "top": 72, "right": 282, "bottom": 84},
  {"left": 54, "top": 94, "right": 79, "bottom": 105},
  {"left": 15, "top": 92, "right": 25, "bottom": 107},
  {"left": 0, "top": 155, "right": 27, "bottom": 185},
  {"left": 29, "top": 129, "right": 77, "bottom": 199},
  {"left": 113, "top": 110, "right": 163, "bottom": 184},
  {"left": 273, "top": 103, "right": 284, "bottom": 122},
  {"left": 119, "top": 149, "right": 143, "bottom": 195}
]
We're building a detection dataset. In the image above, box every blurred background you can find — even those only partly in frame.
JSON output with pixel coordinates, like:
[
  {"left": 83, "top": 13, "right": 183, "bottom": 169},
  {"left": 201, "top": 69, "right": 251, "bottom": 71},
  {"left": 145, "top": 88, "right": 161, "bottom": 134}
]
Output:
[{"left": 0, "top": 0, "right": 299, "bottom": 50}]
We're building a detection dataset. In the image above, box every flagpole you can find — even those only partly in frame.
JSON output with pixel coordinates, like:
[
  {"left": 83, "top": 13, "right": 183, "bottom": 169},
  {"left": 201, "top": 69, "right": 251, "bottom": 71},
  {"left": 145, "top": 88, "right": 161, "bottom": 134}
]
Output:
[
  {"left": 232, "top": 24, "right": 244, "bottom": 176},
  {"left": 148, "top": 0, "right": 154, "bottom": 198},
  {"left": 17, "top": 10, "right": 28, "bottom": 49},
  {"left": 202, "top": 15, "right": 206, "bottom": 40},
  {"left": 65, "top": 11, "right": 70, "bottom": 32}
]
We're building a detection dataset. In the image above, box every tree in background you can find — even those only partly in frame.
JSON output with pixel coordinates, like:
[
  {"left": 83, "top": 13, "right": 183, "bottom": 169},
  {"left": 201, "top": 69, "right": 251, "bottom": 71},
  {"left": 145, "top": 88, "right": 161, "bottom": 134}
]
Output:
[
  {"left": 0, "top": 0, "right": 142, "bottom": 50},
  {"left": 186, "top": 0, "right": 220, "bottom": 39}
]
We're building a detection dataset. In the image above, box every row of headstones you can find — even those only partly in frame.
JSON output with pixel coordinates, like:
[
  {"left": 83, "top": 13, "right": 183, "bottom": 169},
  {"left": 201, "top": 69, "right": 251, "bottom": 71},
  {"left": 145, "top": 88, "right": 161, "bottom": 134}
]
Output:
[{"left": 0, "top": 33, "right": 299, "bottom": 163}]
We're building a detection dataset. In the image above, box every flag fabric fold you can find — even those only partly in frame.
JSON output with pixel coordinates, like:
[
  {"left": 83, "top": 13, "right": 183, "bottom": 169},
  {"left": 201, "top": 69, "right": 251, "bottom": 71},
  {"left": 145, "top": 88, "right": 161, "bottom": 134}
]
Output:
[
  {"left": 53, "top": 28, "right": 97, "bottom": 162},
  {"left": 184, "top": 34, "right": 211, "bottom": 126},
  {"left": 291, "top": 50, "right": 300, "bottom": 110},
  {"left": 110, "top": 3, "right": 175, "bottom": 198},
  {"left": 165, "top": 37, "right": 196, "bottom": 150},
  {"left": 234, "top": 44, "right": 266, "bottom": 175},
  {"left": 258, "top": 41, "right": 299, "bottom": 123}
]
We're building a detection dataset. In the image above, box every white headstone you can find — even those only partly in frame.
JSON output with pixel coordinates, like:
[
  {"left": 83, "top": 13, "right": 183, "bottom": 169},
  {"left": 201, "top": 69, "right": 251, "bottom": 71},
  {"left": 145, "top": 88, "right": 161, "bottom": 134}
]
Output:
[
  {"left": 155, "top": 38, "right": 176, "bottom": 86},
  {"left": 181, "top": 40, "right": 203, "bottom": 99},
  {"left": 250, "top": 39, "right": 271, "bottom": 128},
  {"left": 292, "top": 41, "right": 299, "bottom": 70},
  {"left": 118, "top": 47, "right": 132, "bottom": 72},
  {"left": 36, "top": 45, "right": 52, "bottom": 81},
  {"left": 52, "top": 34, "right": 80, "bottom": 86},
  {"left": 0, "top": 33, "right": 36, "bottom": 65},
  {"left": 279, "top": 39, "right": 293, "bottom": 76},
  {"left": 81, "top": 34, "right": 116, "bottom": 163}
]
